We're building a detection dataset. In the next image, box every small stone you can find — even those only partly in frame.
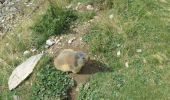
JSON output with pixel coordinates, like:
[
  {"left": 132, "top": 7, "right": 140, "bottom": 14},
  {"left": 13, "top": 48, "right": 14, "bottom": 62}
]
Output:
[
  {"left": 45, "top": 45, "right": 49, "bottom": 49},
  {"left": 136, "top": 49, "right": 142, "bottom": 53},
  {"left": 117, "top": 44, "right": 121, "bottom": 47},
  {"left": 59, "top": 36, "right": 63, "bottom": 40},
  {"left": 30, "top": 48, "right": 37, "bottom": 52},
  {"left": 46, "top": 39, "right": 55, "bottom": 46},
  {"left": 86, "top": 5, "right": 94, "bottom": 10},
  {"left": 125, "top": 62, "right": 129, "bottom": 68},
  {"left": 117, "top": 50, "right": 121, "bottom": 57},
  {"left": 80, "top": 37, "right": 82, "bottom": 41},
  {"left": 23, "top": 50, "right": 30, "bottom": 56},
  {"left": 13, "top": 95, "right": 19, "bottom": 100},
  {"left": 66, "top": 4, "right": 72, "bottom": 9},
  {"left": 75, "top": 2, "right": 81, "bottom": 10},
  {"left": 68, "top": 37, "right": 76, "bottom": 44},
  {"left": 5, "top": 43, "right": 9, "bottom": 46},
  {"left": 55, "top": 39, "right": 60, "bottom": 44},
  {"left": 109, "top": 14, "right": 114, "bottom": 19}
]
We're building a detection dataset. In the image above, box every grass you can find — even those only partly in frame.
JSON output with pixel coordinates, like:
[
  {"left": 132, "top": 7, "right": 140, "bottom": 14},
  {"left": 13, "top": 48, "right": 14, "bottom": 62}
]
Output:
[
  {"left": 1, "top": 0, "right": 170, "bottom": 99},
  {"left": 79, "top": 0, "right": 170, "bottom": 99},
  {"left": 31, "top": 55, "right": 75, "bottom": 100},
  {"left": 77, "top": 11, "right": 96, "bottom": 22},
  {"left": 31, "top": 4, "right": 77, "bottom": 48},
  {"left": 0, "top": 0, "right": 75, "bottom": 99}
]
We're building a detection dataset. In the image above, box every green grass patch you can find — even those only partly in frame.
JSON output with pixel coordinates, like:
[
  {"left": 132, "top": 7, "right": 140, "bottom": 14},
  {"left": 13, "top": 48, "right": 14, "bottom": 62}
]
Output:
[
  {"left": 31, "top": 55, "right": 75, "bottom": 100},
  {"left": 80, "top": 0, "right": 170, "bottom": 99},
  {"left": 31, "top": 4, "right": 77, "bottom": 48}
]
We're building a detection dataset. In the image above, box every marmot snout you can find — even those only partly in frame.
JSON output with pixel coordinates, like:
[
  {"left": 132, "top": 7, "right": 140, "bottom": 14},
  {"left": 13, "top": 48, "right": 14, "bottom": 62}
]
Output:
[{"left": 54, "top": 49, "right": 89, "bottom": 73}]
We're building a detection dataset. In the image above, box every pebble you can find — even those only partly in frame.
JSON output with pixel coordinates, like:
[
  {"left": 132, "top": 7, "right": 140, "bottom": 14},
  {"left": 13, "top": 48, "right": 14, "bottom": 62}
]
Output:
[
  {"left": 30, "top": 48, "right": 37, "bottom": 52},
  {"left": 13, "top": 95, "right": 19, "bottom": 100},
  {"left": 66, "top": 4, "right": 72, "bottom": 9},
  {"left": 86, "top": 5, "right": 94, "bottom": 10},
  {"left": 136, "top": 49, "right": 142, "bottom": 53},
  {"left": 45, "top": 45, "right": 49, "bottom": 49},
  {"left": 125, "top": 62, "right": 129, "bottom": 68},
  {"left": 68, "top": 37, "right": 76, "bottom": 44},
  {"left": 75, "top": 2, "right": 81, "bottom": 10},
  {"left": 109, "top": 14, "right": 114, "bottom": 19},
  {"left": 117, "top": 44, "right": 121, "bottom": 47},
  {"left": 23, "top": 50, "right": 30, "bottom": 56},
  {"left": 46, "top": 39, "right": 55, "bottom": 46},
  {"left": 117, "top": 50, "right": 121, "bottom": 57}
]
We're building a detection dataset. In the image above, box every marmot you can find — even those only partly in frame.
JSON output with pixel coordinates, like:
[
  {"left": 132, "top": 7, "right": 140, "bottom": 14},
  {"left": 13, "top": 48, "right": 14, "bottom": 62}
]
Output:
[{"left": 54, "top": 49, "right": 89, "bottom": 73}]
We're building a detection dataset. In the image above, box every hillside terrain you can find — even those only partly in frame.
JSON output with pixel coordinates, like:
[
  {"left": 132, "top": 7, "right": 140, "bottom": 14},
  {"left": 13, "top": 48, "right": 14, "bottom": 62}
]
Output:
[{"left": 0, "top": 0, "right": 170, "bottom": 100}]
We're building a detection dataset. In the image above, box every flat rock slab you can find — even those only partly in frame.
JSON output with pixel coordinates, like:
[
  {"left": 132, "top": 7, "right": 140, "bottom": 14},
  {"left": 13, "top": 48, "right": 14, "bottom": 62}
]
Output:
[{"left": 8, "top": 54, "right": 43, "bottom": 90}]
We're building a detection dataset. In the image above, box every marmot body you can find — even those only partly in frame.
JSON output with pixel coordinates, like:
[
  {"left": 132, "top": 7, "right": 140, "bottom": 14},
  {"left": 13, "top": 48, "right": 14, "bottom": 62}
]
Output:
[{"left": 54, "top": 49, "right": 88, "bottom": 73}]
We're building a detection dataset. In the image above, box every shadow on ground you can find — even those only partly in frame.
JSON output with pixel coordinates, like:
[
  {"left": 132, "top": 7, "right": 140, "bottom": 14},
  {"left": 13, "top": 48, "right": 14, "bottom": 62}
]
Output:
[
  {"left": 69, "top": 59, "right": 112, "bottom": 84},
  {"left": 80, "top": 60, "right": 112, "bottom": 74},
  {"left": 69, "top": 60, "right": 112, "bottom": 100}
]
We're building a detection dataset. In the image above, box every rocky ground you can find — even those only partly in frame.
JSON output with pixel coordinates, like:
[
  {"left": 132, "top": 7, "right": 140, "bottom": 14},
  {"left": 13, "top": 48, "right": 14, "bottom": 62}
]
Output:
[{"left": 0, "top": 0, "right": 43, "bottom": 38}]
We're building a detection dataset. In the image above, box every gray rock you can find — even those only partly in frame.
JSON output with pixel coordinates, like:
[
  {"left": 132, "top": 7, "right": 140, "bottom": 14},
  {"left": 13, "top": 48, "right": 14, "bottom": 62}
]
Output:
[
  {"left": 136, "top": 49, "right": 142, "bottom": 53},
  {"left": 23, "top": 50, "right": 30, "bottom": 56},
  {"left": 46, "top": 39, "right": 55, "bottom": 46},
  {"left": 13, "top": 95, "right": 20, "bottom": 100},
  {"left": 68, "top": 37, "right": 76, "bottom": 44},
  {"left": 109, "top": 14, "right": 114, "bottom": 19},
  {"left": 8, "top": 54, "right": 43, "bottom": 90},
  {"left": 86, "top": 5, "right": 94, "bottom": 10},
  {"left": 117, "top": 50, "right": 121, "bottom": 57}
]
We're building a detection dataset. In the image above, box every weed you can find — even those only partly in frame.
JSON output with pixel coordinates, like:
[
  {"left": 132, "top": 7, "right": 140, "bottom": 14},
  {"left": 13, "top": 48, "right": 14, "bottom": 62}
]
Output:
[
  {"left": 31, "top": 55, "right": 74, "bottom": 100},
  {"left": 31, "top": 4, "right": 77, "bottom": 48}
]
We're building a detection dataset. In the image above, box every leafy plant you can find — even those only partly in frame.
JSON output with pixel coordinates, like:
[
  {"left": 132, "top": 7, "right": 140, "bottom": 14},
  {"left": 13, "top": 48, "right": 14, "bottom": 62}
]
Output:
[
  {"left": 31, "top": 56, "right": 74, "bottom": 100},
  {"left": 31, "top": 4, "right": 77, "bottom": 48}
]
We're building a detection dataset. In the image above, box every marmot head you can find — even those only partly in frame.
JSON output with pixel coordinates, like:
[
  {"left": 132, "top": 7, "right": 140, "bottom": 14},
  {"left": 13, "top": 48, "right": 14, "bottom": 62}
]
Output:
[
  {"left": 71, "top": 51, "right": 89, "bottom": 73},
  {"left": 76, "top": 51, "right": 89, "bottom": 66}
]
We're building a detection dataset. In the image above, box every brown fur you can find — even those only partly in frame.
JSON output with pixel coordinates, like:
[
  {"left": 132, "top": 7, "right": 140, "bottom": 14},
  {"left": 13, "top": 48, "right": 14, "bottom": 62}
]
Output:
[{"left": 54, "top": 49, "right": 88, "bottom": 73}]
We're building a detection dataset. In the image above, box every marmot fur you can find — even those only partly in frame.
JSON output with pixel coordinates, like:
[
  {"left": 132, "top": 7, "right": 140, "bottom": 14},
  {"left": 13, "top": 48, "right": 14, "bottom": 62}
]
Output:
[{"left": 54, "top": 49, "right": 89, "bottom": 73}]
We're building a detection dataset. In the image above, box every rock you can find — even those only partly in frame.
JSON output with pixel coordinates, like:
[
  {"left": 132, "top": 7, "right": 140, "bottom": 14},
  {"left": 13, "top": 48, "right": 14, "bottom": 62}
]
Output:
[
  {"left": 5, "top": 43, "right": 9, "bottom": 46},
  {"left": 109, "top": 14, "right": 114, "bottom": 19},
  {"left": 23, "top": 50, "right": 30, "bottom": 56},
  {"left": 117, "top": 50, "right": 121, "bottom": 57},
  {"left": 66, "top": 4, "right": 72, "bottom": 9},
  {"left": 125, "top": 62, "right": 129, "bottom": 68},
  {"left": 68, "top": 37, "right": 76, "bottom": 44},
  {"left": 46, "top": 39, "right": 55, "bottom": 46},
  {"left": 79, "top": 37, "right": 82, "bottom": 41},
  {"left": 117, "top": 44, "right": 121, "bottom": 47},
  {"left": 136, "top": 49, "right": 142, "bottom": 53},
  {"left": 13, "top": 95, "right": 20, "bottom": 100},
  {"left": 86, "top": 5, "right": 94, "bottom": 10},
  {"left": 75, "top": 2, "right": 82, "bottom": 11},
  {"left": 30, "top": 48, "right": 37, "bottom": 52},
  {"left": 8, "top": 54, "right": 43, "bottom": 90},
  {"left": 45, "top": 45, "right": 49, "bottom": 49}
]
